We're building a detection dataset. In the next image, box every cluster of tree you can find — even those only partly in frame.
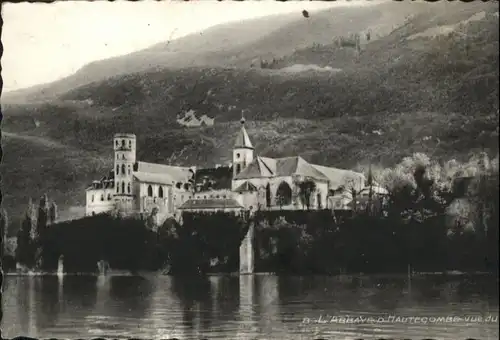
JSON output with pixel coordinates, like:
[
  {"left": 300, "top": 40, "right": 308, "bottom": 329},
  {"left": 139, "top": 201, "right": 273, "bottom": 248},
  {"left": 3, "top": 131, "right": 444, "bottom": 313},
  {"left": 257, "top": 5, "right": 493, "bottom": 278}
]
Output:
[
  {"left": 6, "top": 151, "right": 498, "bottom": 276},
  {"left": 192, "top": 166, "right": 233, "bottom": 192},
  {"left": 254, "top": 152, "right": 499, "bottom": 274},
  {"left": 7, "top": 208, "right": 249, "bottom": 275},
  {"left": 12, "top": 194, "right": 57, "bottom": 271},
  {"left": 169, "top": 212, "right": 248, "bottom": 275},
  {"left": 1, "top": 209, "right": 13, "bottom": 270}
]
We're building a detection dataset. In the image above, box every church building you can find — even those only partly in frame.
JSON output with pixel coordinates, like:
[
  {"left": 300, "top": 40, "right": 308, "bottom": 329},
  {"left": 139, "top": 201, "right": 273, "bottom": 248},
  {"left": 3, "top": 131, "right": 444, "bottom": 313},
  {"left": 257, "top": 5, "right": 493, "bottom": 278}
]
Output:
[
  {"left": 86, "top": 118, "right": 369, "bottom": 224},
  {"left": 85, "top": 133, "right": 194, "bottom": 223},
  {"left": 179, "top": 117, "right": 367, "bottom": 214}
]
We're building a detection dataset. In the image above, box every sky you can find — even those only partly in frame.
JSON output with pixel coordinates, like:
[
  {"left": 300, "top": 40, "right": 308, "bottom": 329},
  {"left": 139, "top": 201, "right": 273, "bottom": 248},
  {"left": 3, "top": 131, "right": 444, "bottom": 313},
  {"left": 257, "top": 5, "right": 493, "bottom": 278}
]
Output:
[{"left": 1, "top": 1, "right": 346, "bottom": 93}]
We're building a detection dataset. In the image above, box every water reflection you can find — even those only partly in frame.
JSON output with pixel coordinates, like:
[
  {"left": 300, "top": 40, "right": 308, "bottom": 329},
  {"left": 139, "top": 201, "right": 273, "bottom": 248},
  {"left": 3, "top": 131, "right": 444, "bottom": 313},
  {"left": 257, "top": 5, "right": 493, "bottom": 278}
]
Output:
[
  {"left": 35, "top": 276, "right": 61, "bottom": 330},
  {"left": 62, "top": 275, "right": 98, "bottom": 310},
  {"left": 15, "top": 276, "right": 35, "bottom": 336},
  {"left": 108, "top": 276, "right": 154, "bottom": 319},
  {"left": 2, "top": 274, "right": 498, "bottom": 340},
  {"left": 171, "top": 275, "right": 212, "bottom": 334}
]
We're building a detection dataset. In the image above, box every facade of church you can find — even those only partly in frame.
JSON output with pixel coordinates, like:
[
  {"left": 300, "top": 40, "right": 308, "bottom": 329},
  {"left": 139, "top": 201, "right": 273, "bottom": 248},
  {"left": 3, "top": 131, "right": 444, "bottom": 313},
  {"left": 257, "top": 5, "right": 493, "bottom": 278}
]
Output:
[
  {"left": 85, "top": 133, "right": 194, "bottom": 223},
  {"left": 85, "top": 119, "right": 370, "bottom": 224}
]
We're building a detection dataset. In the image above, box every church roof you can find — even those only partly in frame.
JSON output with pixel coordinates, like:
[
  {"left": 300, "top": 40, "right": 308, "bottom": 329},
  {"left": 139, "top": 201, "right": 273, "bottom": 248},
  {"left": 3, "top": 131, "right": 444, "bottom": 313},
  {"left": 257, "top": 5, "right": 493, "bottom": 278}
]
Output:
[
  {"left": 133, "top": 172, "right": 175, "bottom": 185},
  {"left": 234, "top": 125, "right": 253, "bottom": 149},
  {"left": 86, "top": 170, "right": 115, "bottom": 191},
  {"left": 234, "top": 156, "right": 329, "bottom": 181},
  {"left": 311, "top": 164, "right": 365, "bottom": 191},
  {"left": 135, "top": 161, "right": 192, "bottom": 183},
  {"left": 233, "top": 181, "right": 258, "bottom": 192},
  {"left": 178, "top": 198, "right": 244, "bottom": 210}
]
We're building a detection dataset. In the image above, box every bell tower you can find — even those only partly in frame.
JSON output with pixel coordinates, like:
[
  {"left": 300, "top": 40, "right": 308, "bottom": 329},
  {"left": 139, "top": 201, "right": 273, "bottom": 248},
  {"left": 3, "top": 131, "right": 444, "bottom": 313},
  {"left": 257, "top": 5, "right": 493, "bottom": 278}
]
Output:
[
  {"left": 113, "top": 133, "right": 136, "bottom": 199},
  {"left": 233, "top": 116, "right": 254, "bottom": 178}
]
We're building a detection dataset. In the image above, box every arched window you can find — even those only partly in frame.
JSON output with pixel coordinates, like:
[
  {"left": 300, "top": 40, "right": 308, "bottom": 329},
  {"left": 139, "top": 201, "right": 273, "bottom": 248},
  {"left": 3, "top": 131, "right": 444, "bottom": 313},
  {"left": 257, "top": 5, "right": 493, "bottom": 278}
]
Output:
[
  {"left": 236, "top": 153, "right": 240, "bottom": 159},
  {"left": 127, "top": 183, "right": 131, "bottom": 194},
  {"left": 122, "top": 154, "right": 126, "bottom": 160},
  {"left": 121, "top": 164, "right": 126, "bottom": 174},
  {"left": 91, "top": 195, "right": 95, "bottom": 202},
  {"left": 159, "top": 186, "right": 164, "bottom": 198},
  {"left": 129, "top": 140, "right": 132, "bottom": 148},
  {"left": 116, "top": 140, "right": 119, "bottom": 147},
  {"left": 116, "top": 165, "right": 119, "bottom": 175},
  {"left": 108, "top": 194, "right": 112, "bottom": 201},
  {"left": 147, "top": 185, "right": 153, "bottom": 197},
  {"left": 276, "top": 181, "right": 292, "bottom": 207},
  {"left": 121, "top": 139, "right": 125, "bottom": 147},
  {"left": 128, "top": 165, "right": 131, "bottom": 175},
  {"left": 236, "top": 164, "right": 241, "bottom": 174},
  {"left": 121, "top": 182, "right": 125, "bottom": 194},
  {"left": 117, "top": 154, "right": 119, "bottom": 160},
  {"left": 117, "top": 185, "right": 120, "bottom": 193},
  {"left": 100, "top": 194, "right": 104, "bottom": 201}
]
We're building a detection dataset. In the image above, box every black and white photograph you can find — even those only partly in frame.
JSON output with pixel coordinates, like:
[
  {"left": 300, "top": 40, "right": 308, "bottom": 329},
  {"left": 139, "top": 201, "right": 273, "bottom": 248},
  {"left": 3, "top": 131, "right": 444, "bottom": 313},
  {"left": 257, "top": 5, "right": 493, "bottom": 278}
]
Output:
[{"left": 0, "top": 0, "right": 499, "bottom": 339}]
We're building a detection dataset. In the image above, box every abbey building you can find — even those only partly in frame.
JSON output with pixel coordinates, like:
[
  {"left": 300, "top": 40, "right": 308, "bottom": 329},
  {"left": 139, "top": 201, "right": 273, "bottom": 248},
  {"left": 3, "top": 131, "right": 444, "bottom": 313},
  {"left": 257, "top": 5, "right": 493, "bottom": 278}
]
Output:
[{"left": 85, "top": 118, "right": 371, "bottom": 225}]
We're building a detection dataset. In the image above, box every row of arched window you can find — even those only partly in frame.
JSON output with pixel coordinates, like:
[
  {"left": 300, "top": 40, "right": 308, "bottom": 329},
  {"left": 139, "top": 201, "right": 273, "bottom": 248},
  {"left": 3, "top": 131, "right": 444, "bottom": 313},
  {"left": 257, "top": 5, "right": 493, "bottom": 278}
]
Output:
[
  {"left": 116, "top": 164, "right": 131, "bottom": 176},
  {"left": 90, "top": 193, "right": 113, "bottom": 203},
  {"left": 115, "top": 139, "right": 132, "bottom": 148},
  {"left": 260, "top": 181, "right": 324, "bottom": 209},
  {"left": 116, "top": 181, "right": 131, "bottom": 194},
  {"left": 147, "top": 185, "right": 164, "bottom": 198}
]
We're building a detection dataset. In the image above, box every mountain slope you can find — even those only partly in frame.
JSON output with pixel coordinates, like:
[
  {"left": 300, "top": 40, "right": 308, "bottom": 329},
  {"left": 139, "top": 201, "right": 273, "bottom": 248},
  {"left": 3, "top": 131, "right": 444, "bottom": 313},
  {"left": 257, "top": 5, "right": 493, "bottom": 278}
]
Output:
[
  {"left": 3, "top": 1, "right": 429, "bottom": 103},
  {"left": 1, "top": 1, "right": 498, "bottom": 227}
]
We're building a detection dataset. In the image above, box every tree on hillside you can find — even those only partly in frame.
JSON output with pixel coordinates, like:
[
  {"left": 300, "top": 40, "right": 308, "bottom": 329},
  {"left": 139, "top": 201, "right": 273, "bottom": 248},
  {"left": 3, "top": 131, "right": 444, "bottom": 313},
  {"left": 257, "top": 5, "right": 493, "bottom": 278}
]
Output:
[
  {"left": 344, "top": 179, "right": 361, "bottom": 214},
  {"left": 466, "top": 152, "right": 499, "bottom": 237},
  {"left": 366, "top": 163, "right": 375, "bottom": 215},
  {"left": 378, "top": 152, "right": 469, "bottom": 224},
  {"left": 146, "top": 207, "right": 160, "bottom": 233},
  {"left": 188, "top": 168, "right": 197, "bottom": 194},
  {"left": 298, "top": 179, "right": 317, "bottom": 210},
  {"left": 34, "top": 194, "right": 52, "bottom": 269},
  {"left": 24, "top": 198, "right": 38, "bottom": 241},
  {"left": 49, "top": 202, "right": 58, "bottom": 225},
  {"left": 37, "top": 194, "right": 50, "bottom": 240},
  {"left": 266, "top": 183, "right": 272, "bottom": 208},
  {"left": 1, "top": 209, "right": 9, "bottom": 258},
  {"left": 16, "top": 200, "right": 37, "bottom": 268}
]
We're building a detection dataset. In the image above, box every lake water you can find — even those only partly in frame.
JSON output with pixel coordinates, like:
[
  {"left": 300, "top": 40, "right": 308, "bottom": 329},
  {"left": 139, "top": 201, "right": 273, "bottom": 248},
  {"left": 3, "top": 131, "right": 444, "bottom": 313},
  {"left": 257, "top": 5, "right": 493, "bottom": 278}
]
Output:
[{"left": 2, "top": 274, "right": 499, "bottom": 339}]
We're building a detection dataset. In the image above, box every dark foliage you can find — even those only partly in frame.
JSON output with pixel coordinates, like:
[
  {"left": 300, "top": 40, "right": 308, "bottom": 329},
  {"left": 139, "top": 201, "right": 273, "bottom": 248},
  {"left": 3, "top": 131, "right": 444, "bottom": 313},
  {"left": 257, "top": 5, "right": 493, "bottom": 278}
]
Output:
[
  {"left": 40, "top": 214, "right": 157, "bottom": 273},
  {"left": 20, "top": 212, "right": 249, "bottom": 275},
  {"left": 194, "top": 166, "right": 233, "bottom": 192},
  {"left": 174, "top": 212, "right": 248, "bottom": 275},
  {"left": 254, "top": 209, "right": 497, "bottom": 275}
]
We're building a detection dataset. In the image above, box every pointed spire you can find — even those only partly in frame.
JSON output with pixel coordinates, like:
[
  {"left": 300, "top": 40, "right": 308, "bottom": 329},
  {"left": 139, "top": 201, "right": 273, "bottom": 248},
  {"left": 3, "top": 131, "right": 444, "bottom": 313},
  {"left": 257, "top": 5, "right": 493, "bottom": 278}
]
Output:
[{"left": 234, "top": 114, "right": 253, "bottom": 149}]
